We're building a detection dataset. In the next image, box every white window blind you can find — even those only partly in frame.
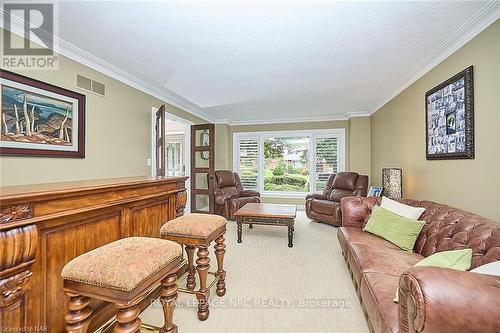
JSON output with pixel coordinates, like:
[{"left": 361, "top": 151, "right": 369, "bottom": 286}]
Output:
[
  {"left": 237, "top": 138, "right": 259, "bottom": 190},
  {"left": 315, "top": 136, "right": 338, "bottom": 191}
]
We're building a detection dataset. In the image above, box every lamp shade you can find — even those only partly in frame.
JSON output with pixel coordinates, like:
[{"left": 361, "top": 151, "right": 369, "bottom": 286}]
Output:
[{"left": 382, "top": 168, "right": 402, "bottom": 199}]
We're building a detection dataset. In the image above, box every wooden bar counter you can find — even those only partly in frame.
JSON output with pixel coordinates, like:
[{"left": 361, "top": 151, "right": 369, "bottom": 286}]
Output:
[{"left": 0, "top": 176, "right": 188, "bottom": 332}]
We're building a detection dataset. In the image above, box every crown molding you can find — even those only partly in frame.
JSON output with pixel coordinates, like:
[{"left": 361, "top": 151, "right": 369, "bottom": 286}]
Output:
[
  {"left": 0, "top": 11, "right": 216, "bottom": 123},
  {"left": 214, "top": 119, "right": 232, "bottom": 125},
  {"left": 369, "top": 1, "right": 500, "bottom": 115},
  {"left": 218, "top": 111, "right": 370, "bottom": 126},
  {"left": 225, "top": 114, "right": 351, "bottom": 126},
  {"left": 345, "top": 111, "right": 371, "bottom": 118}
]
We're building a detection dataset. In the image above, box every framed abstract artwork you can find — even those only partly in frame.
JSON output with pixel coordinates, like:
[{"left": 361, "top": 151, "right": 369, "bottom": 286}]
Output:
[
  {"left": 0, "top": 70, "right": 86, "bottom": 157},
  {"left": 425, "top": 66, "right": 474, "bottom": 160}
]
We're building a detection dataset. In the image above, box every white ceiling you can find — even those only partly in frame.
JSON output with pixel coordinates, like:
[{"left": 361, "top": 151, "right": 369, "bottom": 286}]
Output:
[{"left": 51, "top": 1, "right": 499, "bottom": 123}]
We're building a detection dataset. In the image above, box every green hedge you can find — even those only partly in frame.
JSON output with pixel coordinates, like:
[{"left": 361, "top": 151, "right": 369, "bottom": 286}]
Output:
[
  {"left": 264, "top": 175, "right": 307, "bottom": 187},
  {"left": 264, "top": 183, "right": 309, "bottom": 192}
]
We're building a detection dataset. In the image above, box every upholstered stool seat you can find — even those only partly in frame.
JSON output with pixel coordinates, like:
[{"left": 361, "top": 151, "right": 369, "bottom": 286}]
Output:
[
  {"left": 61, "top": 237, "right": 182, "bottom": 333},
  {"left": 161, "top": 213, "right": 227, "bottom": 321},
  {"left": 160, "top": 213, "right": 227, "bottom": 239},
  {"left": 62, "top": 237, "right": 182, "bottom": 291}
]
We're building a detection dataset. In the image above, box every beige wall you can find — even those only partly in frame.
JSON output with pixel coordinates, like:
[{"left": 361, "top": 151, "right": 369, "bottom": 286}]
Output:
[
  {"left": 228, "top": 119, "right": 371, "bottom": 204},
  {"left": 371, "top": 20, "right": 500, "bottom": 221},
  {"left": 348, "top": 117, "right": 371, "bottom": 177},
  {"left": 215, "top": 123, "right": 231, "bottom": 170},
  {"left": 0, "top": 30, "right": 206, "bottom": 186}
]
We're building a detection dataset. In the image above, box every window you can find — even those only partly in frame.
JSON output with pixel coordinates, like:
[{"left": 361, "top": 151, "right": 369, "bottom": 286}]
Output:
[
  {"left": 234, "top": 129, "right": 345, "bottom": 195},
  {"left": 264, "top": 136, "right": 310, "bottom": 192}
]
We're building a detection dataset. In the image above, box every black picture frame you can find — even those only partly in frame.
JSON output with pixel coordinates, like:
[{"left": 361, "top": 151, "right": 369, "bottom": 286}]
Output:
[
  {"left": 0, "top": 69, "right": 86, "bottom": 158},
  {"left": 425, "top": 66, "right": 474, "bottom": 160}
]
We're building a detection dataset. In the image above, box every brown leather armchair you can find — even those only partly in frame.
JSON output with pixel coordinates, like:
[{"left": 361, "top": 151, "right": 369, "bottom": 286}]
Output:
[
  {"left": 213, "top": 170, "right": 261, "bottom": 220},
  {"left": 305, "top": 172, "right": 368, "bottom": 226}
]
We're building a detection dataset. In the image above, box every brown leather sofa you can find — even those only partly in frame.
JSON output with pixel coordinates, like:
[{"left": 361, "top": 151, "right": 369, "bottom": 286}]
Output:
[
  {"left": 305, "top": 172, "right": 368, "bottom": 226},
  {"left": 213, "top": 170, "right": 260, "bottom": 220},
  {"left": 338, "top": 196, "right": 500, "bottom": 333}
]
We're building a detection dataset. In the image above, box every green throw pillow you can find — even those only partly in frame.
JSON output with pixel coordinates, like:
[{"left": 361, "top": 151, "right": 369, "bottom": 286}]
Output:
[
  {"left": 363, "top": 205, "right": 425, "bottom": 252},
  {"left": 394, "top": 248, "right": 473, "bottom": 302},
  {"left": 414, "top": 248, "right": 473, "bottom": 270}
]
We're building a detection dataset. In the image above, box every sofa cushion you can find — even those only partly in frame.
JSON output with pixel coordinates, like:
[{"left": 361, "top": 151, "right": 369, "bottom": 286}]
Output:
[
  {"left": 415, "top": 248, "right": 473, "bottom": 270},
  {"left": 471, "top": 261, "right": 500, "bottom": 276},
  {"left": 337, "top": 227, "right": 400, "bottom": 257},
  {"left": 360, "top": 272, "right": 399, "bottom": 333},
  {"left": 381, "top": 196, "right": 425, "bottom": 219},
  {"left": 329, "top": 189, "right": 354, "bottom": 202},
  {"left": 220, "top": 186, "right": 238, "bottom": 198},
  {"left": 348, "top": 243, "right": 423, "bottom": 284},
  {"left": 395, "top": 248, "right": 473, "bottom": 303},
  {"left": 363, "top": 206, "right": 425, "bottom": 251},
  {"left": 232, "top": 196, "right": 260, "bottom": 208},
  {"left": 310, "top": 199, "right": 336, "bottom": 215}
]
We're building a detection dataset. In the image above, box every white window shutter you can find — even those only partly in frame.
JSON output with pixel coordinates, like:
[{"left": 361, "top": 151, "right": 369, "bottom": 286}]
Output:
[
  {"left": 315, "top": 136, "right": 338, "bottom": 190},
  {"left": 237, "top": 138, "right": 259, "bottom": 190}
]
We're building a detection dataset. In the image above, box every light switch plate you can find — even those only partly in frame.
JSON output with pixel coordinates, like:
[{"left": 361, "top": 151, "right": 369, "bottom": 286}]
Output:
[{"left": 147, "top": 158, "right": 152, "bottom": 166}]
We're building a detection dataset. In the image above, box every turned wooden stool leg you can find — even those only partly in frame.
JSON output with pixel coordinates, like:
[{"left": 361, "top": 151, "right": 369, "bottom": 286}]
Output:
[
  {"left": 114, "top": 303, "right": 141, "bottom": 333},
  {"left": 160, "top": 272, "right": 178, "bottom": 333},
  {"left": 64, "top": 292, "right": 92, "bottom": 333},
  {"left": 196, "top": 245, "right": 210, "bottom": 321},
  {"left": 185, "top": 245, "right": 196, "bottom": 290},
  {"left": 214, "top": 234, "right": 227, "bottom": 297}
]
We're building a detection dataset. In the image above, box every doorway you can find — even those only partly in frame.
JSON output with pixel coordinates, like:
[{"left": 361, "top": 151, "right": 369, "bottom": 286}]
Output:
[{"left": 151, "top": 107, "right": 193, "bottom": 212}]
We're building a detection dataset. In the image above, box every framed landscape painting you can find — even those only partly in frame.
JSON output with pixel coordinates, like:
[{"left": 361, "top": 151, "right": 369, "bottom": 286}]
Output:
[
  {"left": 0, "top": 70, "right": 85, "bottom": 157},
  {"left": 425, "top": 66, "right": 474, "bottom": 160}
]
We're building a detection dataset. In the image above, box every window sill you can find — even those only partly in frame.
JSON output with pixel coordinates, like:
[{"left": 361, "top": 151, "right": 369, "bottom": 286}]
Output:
[{"left": 261, "top": 192, "right": 307, "bottom": 198}]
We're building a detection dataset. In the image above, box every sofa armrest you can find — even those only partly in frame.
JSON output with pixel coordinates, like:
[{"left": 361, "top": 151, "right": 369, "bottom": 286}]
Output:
[
  {"left": 240, "top": 190, "right": 260, "bottom": 197},
  {"left": 306, "top": 192, "right": 327, "bottom": 200},
  {"left": 340, "top": 196, "right": 381, "bottom": 228},
  {"left": 399, "top": 266, "right": 500, "bottom": 333},
  {"left": 214, "top": 193, "right": 231, "bottom": 205}
]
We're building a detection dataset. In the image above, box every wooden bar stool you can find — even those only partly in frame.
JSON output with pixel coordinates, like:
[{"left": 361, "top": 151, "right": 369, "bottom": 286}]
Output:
[
  {"left": 160, "top": 213, "right": 227, "bottom": 321},
  {"left": 61, "top": 237, "right": 183, "bottom": 333}
]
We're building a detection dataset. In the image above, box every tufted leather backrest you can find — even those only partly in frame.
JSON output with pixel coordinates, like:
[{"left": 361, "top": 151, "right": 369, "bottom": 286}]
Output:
[
  {"left": 340, "top": 196, "right": 500, "bottom": 269},
  {"left": 402, "top": 199, "right": 500, "bottom": 268}
]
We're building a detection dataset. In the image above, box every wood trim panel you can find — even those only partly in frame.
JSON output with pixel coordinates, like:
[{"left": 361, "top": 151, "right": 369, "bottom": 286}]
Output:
[{"left": 0, "top": 176, "right": 187, "bottom": 332}]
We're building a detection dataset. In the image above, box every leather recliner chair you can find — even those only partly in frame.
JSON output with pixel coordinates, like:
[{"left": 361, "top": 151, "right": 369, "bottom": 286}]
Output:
[
  {"left": 305, "top": 172, "right": 368, "bottom": 226},
  {"left": 213, "top": 170, "right": 261, "bottom": 220}
]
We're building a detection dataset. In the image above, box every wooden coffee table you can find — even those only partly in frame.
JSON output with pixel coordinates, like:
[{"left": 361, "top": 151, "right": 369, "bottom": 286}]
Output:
[{"left": 234, "top": 203, "right": 297, "bottom": 247}]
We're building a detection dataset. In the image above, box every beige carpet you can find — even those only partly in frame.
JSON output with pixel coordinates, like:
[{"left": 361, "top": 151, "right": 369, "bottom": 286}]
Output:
[{"left": 140, "top": 211, "right": 369, "bottom": 333}]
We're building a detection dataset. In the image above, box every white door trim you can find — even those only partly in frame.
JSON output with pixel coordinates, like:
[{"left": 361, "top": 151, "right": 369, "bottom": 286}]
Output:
[{"left": 151, "top": 107, "right": 194, "bottom": 212}]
